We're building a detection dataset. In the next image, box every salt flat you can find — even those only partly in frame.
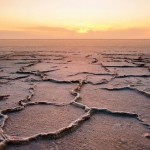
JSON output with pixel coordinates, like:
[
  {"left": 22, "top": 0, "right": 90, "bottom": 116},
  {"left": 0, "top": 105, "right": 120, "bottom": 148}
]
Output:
[{"left": 0, "top": 40, "right": 150, "bottom": 150}]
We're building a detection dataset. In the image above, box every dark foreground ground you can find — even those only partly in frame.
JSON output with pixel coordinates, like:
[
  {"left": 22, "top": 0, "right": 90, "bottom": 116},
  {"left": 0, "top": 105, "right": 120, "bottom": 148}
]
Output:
[{"left": 0, "top": 46, "right": 150, "bottom": 149}]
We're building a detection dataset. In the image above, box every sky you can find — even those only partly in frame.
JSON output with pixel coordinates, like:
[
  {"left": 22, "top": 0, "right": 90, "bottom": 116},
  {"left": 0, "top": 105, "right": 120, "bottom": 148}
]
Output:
[{"left": 0, "top": 0, "right": 150, "bottom": 39}]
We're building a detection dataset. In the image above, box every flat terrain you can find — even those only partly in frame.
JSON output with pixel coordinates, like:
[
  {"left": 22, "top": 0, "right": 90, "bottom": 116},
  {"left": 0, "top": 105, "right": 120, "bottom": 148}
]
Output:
[{"left": 0, "top": 40, "right": 150, "bottom": 149}]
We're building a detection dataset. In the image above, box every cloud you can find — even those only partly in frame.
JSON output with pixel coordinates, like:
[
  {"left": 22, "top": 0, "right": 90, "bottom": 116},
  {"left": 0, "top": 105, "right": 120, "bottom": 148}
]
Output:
[
  {"left": 0, "top": 28, "right": 79, "bottom": 39},
  {"left": 24, "top": 26, "right": 75, "bottom": 33},
  {"left": 84, "top": 28, "right": 150, "bottom": 39},
  {"left": 0, "top": 27, "right": 150, "bottom": 39}
]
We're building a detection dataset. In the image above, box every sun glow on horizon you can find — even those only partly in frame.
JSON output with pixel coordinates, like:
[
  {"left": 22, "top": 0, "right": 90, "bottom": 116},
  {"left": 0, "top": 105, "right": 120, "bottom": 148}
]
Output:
[{"left": 0, "top": 0, "right": 150, "bottom": 39}]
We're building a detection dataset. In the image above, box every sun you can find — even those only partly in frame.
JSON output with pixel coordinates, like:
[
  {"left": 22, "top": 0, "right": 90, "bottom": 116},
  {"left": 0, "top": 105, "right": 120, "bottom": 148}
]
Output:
[{"left": 75, "top": 23, "right": 91, "bottom": 34}]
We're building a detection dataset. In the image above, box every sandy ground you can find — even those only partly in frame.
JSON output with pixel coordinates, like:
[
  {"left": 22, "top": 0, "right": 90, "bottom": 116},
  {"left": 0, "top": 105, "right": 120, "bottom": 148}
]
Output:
[{"left": 0, "top": 47, "right": 150, "bottom": 149}]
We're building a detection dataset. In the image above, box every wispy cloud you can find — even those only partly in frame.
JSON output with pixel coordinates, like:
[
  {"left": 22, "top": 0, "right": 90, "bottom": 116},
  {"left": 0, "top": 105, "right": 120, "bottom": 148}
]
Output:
[{"left": 24, "top": 26, "right": 74, "bottom": 32}]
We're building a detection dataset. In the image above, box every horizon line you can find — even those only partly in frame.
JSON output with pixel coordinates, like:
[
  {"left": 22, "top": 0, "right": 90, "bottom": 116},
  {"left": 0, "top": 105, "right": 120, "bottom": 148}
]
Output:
[{"left": 0, "top": 39, "right": 150, "bottom": 40}]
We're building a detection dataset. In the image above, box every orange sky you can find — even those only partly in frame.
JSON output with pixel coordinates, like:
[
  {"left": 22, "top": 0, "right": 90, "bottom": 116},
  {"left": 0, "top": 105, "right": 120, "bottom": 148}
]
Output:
[{"left": 0, "top": 0, "right": 150, "bottom": 39}]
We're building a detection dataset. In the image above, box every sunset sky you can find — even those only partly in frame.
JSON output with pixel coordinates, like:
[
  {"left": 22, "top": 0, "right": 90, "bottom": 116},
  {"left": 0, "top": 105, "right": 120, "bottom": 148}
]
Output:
[{"left": 0, "top": 0, "right": 150, "bottom": 39}]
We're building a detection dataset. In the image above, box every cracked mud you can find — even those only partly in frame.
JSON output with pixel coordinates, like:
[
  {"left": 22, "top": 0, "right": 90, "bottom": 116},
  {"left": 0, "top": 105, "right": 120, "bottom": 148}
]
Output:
[{"left": 0, "top": 44, "right": 150, "bottom": 150}]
